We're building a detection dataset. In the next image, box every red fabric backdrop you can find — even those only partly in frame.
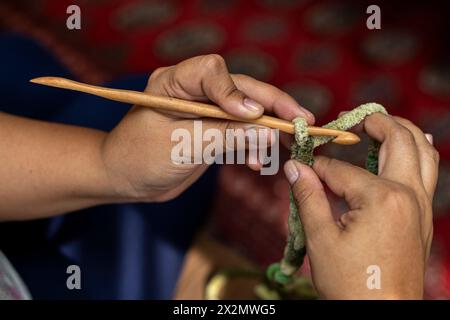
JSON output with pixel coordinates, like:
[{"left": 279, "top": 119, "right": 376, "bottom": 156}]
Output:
[{"left": 1, "top": 0, "right": 450, "bottom": 299}]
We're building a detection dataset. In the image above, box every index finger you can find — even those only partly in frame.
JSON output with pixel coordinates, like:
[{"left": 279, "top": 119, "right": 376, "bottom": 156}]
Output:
[
  {"left": 360, "top": 113, "right": 422, "bottom": 185},
  {"left": 312, "top": 156, "right": 376, "bottom": 208},
  {"left": 231, "top": 74, "right": 315, "bottom": 150},
  {"left": 153, "top": 55, "right": 265, "bottom": 120},
  {"left": 231, "top": 74, "right": 315, "bottom": 125}
]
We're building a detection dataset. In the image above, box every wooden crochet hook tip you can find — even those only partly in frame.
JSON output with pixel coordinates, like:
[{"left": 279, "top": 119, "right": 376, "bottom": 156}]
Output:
[
  {"left": 332, "top": 132, "right": 360, "bottom": 145},
  {"left": 30, "top": 77, "right": 360, "bottom": 145}
]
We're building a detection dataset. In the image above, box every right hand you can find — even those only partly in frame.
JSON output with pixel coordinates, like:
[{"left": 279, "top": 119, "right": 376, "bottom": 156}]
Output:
[
  {"left": 102, "top": 54, "right": 313, "bottom": 202},
  {"left": 283, "top": 113, "right": 439, "bottom": 299}
]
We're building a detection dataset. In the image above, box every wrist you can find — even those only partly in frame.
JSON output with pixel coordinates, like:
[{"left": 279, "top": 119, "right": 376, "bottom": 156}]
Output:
[{"left": 99, "top": 133, "right": 158, "bottom": 204}]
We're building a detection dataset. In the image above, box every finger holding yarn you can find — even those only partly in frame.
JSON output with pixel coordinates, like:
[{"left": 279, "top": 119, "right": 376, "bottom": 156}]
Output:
[{"left": 267, "top": 102, "right": 387, "bottom": 285}]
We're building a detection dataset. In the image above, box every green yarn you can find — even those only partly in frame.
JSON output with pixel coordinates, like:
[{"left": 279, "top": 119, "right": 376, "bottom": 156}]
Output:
[
  {"left": 267, "top": 103, "right": 387, "bottom": 285},
  {"left": 291, "top": 118, "right": 314, "bottom": 166},
  {"left": 266, "top": 263, "right": 292, "bottom": 284}
]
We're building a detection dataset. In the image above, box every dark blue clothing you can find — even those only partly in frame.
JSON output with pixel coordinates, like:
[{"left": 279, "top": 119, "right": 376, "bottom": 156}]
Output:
[{"left": 0, "top": 33, "right": 216, "bottom": 299}]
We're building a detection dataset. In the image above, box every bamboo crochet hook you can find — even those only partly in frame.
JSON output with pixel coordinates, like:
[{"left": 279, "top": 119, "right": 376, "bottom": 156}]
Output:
[{"left": 30, "top": 77, "right": 360, "bottom": 145}]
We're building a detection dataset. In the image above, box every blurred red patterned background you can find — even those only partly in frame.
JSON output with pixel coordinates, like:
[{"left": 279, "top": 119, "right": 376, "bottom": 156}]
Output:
[{"left": 1, "top": 0, "right": 450, "bottom": 298}]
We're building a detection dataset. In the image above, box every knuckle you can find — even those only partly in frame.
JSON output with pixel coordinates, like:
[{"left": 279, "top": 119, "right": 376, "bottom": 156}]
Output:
[
  {"left": 428, "top": 146, "right": 440, "bottom": 164},
  {"left": 148, "top": 66, "right": 168, "bottom": 85},
  {"left": 376, "top": 182, "right": 417, "bottom": 214},
  {"left": 397, "top": 117, "right": 414, "bottom": 128},
  {"left": 418, "top": 141, "right": 440, "bottom": 165},
  {"left": 390, "top": 125, "right": 415, "bottom": 144},
  {"left": 213, "top": 79, "right": 240, "bottom": 102},
  {"left": 281, "top": 90, "right": 295, "bottom": 102},
  {"left": 221, "top": 83, "right": 240, "bottom": 100},
  {"left": 232, "top": 73, "right": 250, "bottom": 81},
  {"left": 201, "top": 54, "right": 227, "bottom": 73},
  {"left": 365, "top": 112, "right": 386, "bottom": 126}
]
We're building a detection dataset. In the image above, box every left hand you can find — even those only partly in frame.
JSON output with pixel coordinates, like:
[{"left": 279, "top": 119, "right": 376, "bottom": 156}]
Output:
[{"left": 284, "top": 113, "right": 438, "bottom": 299}]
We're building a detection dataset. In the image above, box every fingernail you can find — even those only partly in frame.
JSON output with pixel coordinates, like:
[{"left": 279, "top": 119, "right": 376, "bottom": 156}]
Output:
[
  {"left": 284, "top": 160, "right": 299, "bottom": 185},
  {"left": 300, "top": 108, "right": 315, "bottom": 123},
  {"left": 425, "top": 133, "right": 433, "bottom": 145},
  {"left": 242, "top": 98, "right": 263, "bottom": 114},
  {"left": 291, "top": 105, "right": 314, "bottom": 124}
]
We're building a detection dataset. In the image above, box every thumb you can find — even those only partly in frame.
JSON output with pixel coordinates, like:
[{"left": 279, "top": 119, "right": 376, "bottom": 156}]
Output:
[
  {"left": 284, "top": 160, "right": 339, "bottom": 243},
  {"left": 196, "top": 55, "right": 264, "bottom": 119}
]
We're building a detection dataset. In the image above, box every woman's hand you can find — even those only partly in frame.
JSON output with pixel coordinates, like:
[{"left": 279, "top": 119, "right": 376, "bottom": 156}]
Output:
[
  {"left": 102, "top": 54, "right": 314, "bottom": 202},
  {"left": 284, "top": 113, "right": 438, "bottom": 299},
  {"left": 0, "top": 55, "right": 313, "bottom": 220}
]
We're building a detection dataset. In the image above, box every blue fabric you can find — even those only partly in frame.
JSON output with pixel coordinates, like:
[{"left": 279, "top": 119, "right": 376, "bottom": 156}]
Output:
[{"left": 0, "top": 33, "right": 217, "bottom": 299}]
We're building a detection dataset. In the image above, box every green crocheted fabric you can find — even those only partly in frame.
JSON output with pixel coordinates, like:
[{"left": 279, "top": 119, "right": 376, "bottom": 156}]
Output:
[{"left": 267, "top": 103, "right": 387, "bottom": 285}]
